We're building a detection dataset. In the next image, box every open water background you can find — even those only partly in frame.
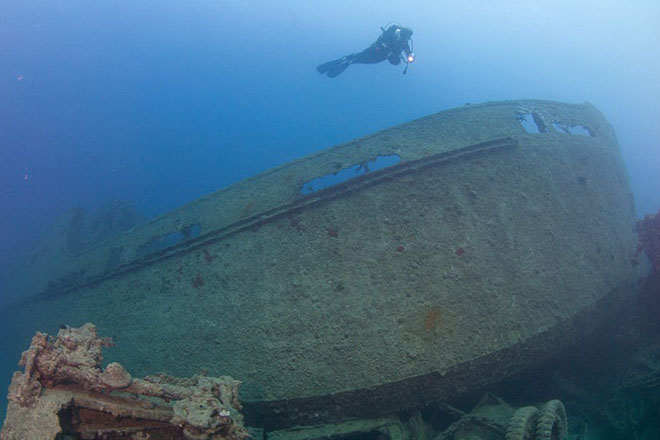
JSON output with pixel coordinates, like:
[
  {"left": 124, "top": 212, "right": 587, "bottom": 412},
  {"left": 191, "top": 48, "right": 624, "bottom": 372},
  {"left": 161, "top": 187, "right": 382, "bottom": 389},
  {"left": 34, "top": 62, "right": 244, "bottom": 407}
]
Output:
[{"left": 1, "top": 0, "right": 659, "bottom": 429}]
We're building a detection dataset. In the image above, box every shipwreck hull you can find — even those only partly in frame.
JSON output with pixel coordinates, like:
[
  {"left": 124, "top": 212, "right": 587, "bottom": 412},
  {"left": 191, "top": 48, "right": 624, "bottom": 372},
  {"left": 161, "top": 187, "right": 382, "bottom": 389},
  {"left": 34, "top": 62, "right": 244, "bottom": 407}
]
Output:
[{"left": 0, "top": 100, "right": 639, "bottom": 428}]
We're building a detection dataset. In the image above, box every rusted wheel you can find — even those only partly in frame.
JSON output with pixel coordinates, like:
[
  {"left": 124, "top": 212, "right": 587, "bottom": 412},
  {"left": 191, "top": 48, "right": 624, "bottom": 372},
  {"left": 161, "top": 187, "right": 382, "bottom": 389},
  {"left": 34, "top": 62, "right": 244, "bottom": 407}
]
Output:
[
  {"left": 534, "top": 400, "right": 567, "bottom": 440},
  {"left": 505, "top": 406, "right": 538, "bottom": 440}
]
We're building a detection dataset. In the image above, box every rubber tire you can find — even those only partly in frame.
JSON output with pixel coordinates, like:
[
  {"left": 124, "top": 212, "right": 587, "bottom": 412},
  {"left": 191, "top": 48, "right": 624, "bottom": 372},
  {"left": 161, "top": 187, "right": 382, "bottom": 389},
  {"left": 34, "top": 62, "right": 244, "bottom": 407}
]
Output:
[
  {"left": 505, "top": 406, "right": 539, "bottom": 440},
  {"left": 534, "top": 400, "right": 567, "bottom": 440}
]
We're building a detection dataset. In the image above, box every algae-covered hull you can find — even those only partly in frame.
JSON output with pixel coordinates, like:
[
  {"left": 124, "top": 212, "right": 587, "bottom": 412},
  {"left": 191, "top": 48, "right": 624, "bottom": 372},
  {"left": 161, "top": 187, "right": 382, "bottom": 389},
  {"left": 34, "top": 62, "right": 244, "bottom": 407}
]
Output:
[{"left": 0, "top": 100, "right": 639, "bottom": 428}]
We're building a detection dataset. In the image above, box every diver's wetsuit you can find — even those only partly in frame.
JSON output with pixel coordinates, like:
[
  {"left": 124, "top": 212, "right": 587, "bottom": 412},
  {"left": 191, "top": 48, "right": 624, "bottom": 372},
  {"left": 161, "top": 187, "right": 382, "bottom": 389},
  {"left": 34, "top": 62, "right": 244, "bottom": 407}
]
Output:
[{"left": 316, "top": 24, "right": 413, "bottom": 78}]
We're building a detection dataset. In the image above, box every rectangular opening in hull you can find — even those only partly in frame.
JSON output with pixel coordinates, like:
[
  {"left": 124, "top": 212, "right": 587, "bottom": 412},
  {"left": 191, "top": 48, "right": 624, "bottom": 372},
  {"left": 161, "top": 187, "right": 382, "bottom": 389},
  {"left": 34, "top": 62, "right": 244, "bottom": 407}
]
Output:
[
  {"left": 300, "top": 155, "right": 401, "bottom": 195},
  {"left": 135, "top": 224, "right": 201, "bottom": 259},
  {"left": 552, "top": 122, "right": 594, "bottom": 137},
  {"left": 516, "top": 112, "right": 548, "bottom": 133}
]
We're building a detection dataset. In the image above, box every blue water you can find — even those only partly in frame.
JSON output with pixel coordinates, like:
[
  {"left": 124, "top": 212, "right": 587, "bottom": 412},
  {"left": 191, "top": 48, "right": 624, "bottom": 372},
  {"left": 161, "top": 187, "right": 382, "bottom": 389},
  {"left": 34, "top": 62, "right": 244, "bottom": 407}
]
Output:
[
  {"left": 1, "top": 0, "right": 659, "bottom": 434},
  {"left": 2, "top": 1, "right": 659, "bottom": 283}
]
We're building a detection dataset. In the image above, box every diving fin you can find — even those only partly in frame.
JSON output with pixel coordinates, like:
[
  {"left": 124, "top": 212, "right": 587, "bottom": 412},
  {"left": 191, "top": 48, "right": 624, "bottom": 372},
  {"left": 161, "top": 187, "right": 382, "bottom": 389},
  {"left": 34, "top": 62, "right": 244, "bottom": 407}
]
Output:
[
  {"left": 316, "top": 58, "right": 342, "bottom": 74},
  {"left": 316, "top": 55, "right": 353, "bottom": 78}
]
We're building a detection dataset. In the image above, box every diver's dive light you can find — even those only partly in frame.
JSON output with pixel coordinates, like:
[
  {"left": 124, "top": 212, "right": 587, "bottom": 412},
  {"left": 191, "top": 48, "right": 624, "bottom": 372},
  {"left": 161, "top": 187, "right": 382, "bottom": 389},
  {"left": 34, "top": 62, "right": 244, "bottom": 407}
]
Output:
[{"left": 403, "top": 51, "right": 415, "bottom": 75}]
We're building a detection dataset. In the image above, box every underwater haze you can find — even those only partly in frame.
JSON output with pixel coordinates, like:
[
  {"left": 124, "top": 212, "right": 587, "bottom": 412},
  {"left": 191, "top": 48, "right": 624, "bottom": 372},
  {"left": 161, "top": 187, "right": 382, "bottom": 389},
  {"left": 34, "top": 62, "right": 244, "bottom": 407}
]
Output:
[
  {"left": 1, "top": 0, "right": 660, "bottom": 433},
  {"left": 2, "top": 0, "right": 660, "bottom": 288}
]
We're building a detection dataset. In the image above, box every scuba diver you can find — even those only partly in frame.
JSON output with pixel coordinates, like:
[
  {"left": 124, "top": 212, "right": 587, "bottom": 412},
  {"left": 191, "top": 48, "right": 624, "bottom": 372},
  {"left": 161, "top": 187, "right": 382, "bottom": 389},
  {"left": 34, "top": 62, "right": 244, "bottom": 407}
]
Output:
[{"left": 316, "top": 23, "right": 414, "bottom": 78}]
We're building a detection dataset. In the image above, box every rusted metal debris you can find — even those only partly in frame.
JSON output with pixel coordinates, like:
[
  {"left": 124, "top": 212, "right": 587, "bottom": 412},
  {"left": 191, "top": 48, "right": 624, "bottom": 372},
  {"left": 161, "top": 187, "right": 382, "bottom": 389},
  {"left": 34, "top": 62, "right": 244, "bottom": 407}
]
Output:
[{"left": 0, "top": 323, "right": 248, "bottom": 440}]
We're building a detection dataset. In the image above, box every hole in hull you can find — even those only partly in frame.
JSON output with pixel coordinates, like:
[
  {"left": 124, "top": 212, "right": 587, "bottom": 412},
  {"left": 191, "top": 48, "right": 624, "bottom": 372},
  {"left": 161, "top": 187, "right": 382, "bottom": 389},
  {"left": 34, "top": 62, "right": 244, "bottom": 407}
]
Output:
[
  {"left": 552, "top": 122, "right": 594, "bottom": 137},
  {"left": 300, "top": 155, "right": 400, "bottom": 195},
  {"left": 516, "top": 112, "right": 548, "bottom": 134},
  {"left": 136, "top": 224, "right": 201, "bottom": 259}
]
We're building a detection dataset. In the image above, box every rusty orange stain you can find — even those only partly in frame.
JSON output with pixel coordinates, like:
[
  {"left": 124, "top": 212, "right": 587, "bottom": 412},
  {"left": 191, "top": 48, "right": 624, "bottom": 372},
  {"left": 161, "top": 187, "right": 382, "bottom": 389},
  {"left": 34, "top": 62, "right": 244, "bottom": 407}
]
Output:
[{"left": 424, "top": 307, "right": 441, "bottom": 332}]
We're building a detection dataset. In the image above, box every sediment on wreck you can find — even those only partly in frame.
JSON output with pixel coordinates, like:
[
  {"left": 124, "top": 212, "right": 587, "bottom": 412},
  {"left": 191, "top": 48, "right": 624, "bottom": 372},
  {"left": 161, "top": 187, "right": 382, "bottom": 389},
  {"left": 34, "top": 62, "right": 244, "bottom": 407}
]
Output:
[
  {"left": 0, "top": 323, "right": 248, "bottom": 440},
  {"left": 0, "top": 100, "right": 642, "bottom": 429}
]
